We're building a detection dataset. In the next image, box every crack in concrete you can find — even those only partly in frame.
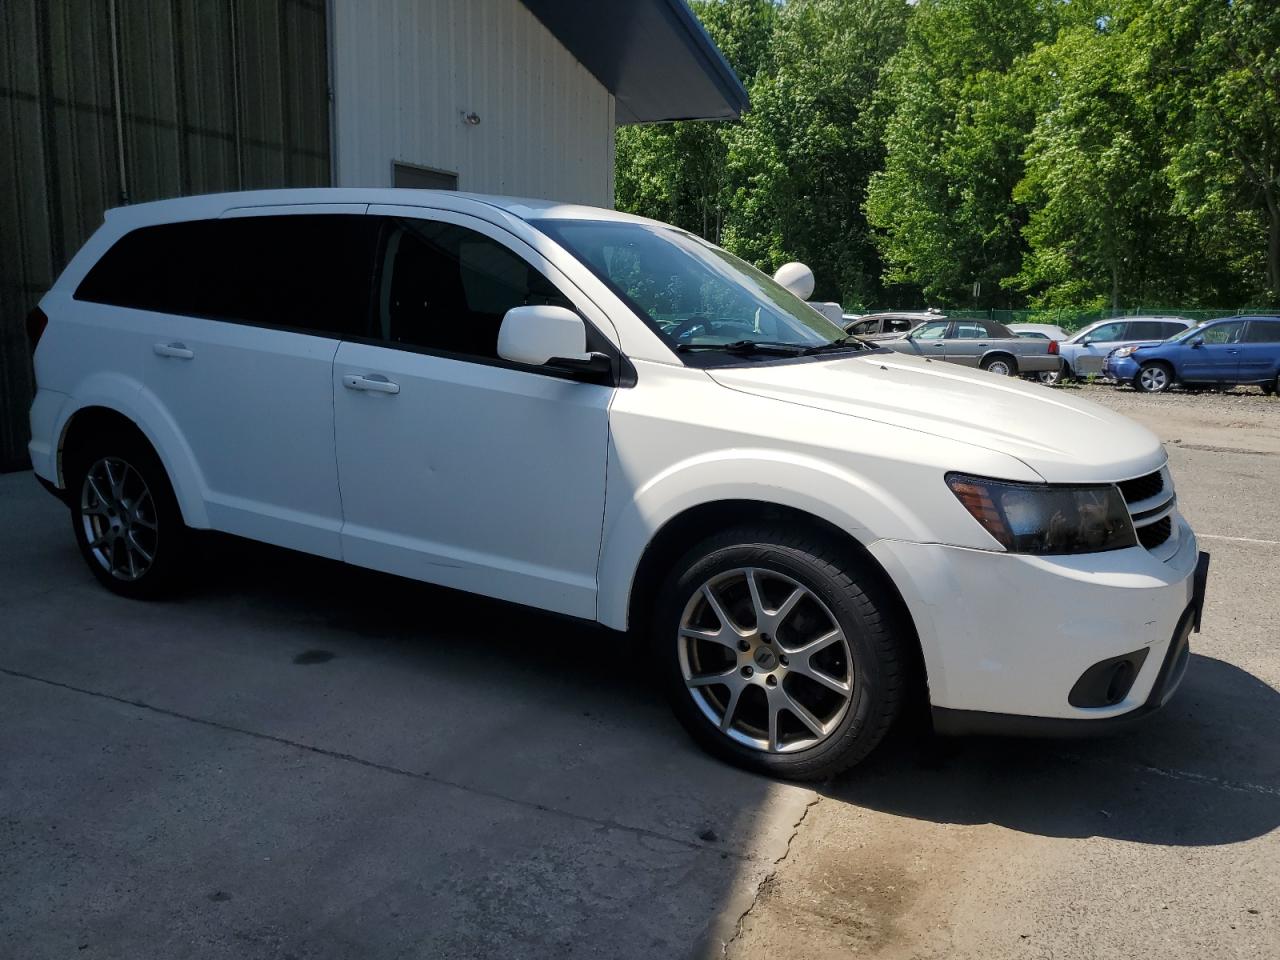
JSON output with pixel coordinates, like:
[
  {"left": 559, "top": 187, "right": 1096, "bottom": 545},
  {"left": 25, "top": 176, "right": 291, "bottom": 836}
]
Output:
[
  {"left": 0, "top": 665, "right": 760, "bottom": 862},
  {"left": 722, "top": 793, "right": 822, "bottom": 957}
]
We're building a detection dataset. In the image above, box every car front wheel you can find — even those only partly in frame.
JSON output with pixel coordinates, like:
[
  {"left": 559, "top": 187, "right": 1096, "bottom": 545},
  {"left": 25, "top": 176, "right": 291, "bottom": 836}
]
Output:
[
  {"left": 654, "top": 527, "right": 908, "bottom": 780},
  {"left": 1135, "top": 363, "right": 1173, "bottom": 393},
  {"left": 67, "top": 427, "right": 189, "bottom": 599}
]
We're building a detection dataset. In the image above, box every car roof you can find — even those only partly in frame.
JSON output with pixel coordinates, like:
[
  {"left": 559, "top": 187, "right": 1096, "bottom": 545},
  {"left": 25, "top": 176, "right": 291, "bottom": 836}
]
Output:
[{"left": 100, "top": 187, "right": 666, "bottom": 229}]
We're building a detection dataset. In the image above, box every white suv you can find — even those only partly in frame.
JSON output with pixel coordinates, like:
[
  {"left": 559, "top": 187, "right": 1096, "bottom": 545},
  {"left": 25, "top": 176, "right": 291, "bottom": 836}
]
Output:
[{"left": 26, "top": 189, "right": 1208, "bottom": 780}]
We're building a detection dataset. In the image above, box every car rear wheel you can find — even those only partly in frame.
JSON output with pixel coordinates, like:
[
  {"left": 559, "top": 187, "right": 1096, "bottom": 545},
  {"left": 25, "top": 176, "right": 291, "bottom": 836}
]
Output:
[
  {"left": 1135, "top": 363, "right": 1173, "bottom": 393},
  {"left": 1037, "top": 364, "right": 1071, "bottom": 385},
  {"left": 67, "top": 427, "right": 189, "bottom": 599},
  {"left": 654, "top": 526, "right": 908, "bottom": 780},
  {"left": 981, "top": 355, "right": 1017, "bottom": 377},
  {"left": 1262, "top": 376, "right": 1277, "bottom": 396}
]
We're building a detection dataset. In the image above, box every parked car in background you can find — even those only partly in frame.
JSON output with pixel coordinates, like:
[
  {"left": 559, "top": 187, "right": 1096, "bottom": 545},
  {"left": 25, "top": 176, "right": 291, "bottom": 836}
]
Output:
[
  {"left": 27, "top": 188, "right": 1205, "bottom": 781},
  {"left": 1104, "top": 315, "right": 1280, "bottom": 394},
  {"left": 876, "top": 317, "right": 1062, "bottom": 378},
  {"left": 844, "top": 311, "right": 941, "bottom": 340},
  {"left": 1009, "top": 323, "right": 1070, "bottom": 343},
  {"left": 1045, "top": 316, "right": 1192, "bottom": 384}
]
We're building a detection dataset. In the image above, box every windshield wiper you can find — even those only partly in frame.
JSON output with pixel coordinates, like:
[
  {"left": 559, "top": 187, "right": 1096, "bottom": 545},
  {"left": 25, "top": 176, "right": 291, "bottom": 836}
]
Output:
[
  {"left": 676, "top": 339, "right": 806, "bottom": 356},
  {"left": 799, "top": 336, "right": 868, "bottom": 355}
]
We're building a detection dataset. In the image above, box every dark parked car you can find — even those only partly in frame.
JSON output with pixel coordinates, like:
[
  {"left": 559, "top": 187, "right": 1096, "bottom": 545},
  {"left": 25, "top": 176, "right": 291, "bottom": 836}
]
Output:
[{"left": 1103, "top": 315, "right": 1280, "bottom": 394}]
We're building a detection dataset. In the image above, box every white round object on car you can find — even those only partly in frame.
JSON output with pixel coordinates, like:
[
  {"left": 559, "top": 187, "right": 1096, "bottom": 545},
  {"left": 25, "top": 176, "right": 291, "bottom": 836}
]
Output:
[{"left": 774, "top": 262, "right": 815, "bottom": 300}]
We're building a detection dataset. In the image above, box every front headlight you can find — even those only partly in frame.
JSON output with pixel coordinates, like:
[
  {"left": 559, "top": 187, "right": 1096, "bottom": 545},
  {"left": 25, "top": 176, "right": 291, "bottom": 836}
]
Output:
[
  {"left": 1111, "top": 346, "right": 1137, "bottom": 358},
  {"left": 946, "top": 474, "right": 1137, "bottom": 554}
]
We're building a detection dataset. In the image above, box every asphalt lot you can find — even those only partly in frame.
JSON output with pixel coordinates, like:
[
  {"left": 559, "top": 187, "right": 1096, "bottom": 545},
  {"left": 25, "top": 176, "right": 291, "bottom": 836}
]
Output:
[{"left": 2, "top": 385, "right": 1277, "bottom": 959}]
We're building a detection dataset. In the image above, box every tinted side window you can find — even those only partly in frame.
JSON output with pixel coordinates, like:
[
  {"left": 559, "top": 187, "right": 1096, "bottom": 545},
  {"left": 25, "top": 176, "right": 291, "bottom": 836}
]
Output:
[
  {"left": 1244, "top": 320, "right": 1280, "bottom": 343},
  {"left": 374, "top": 218, "right": 574, "bottom": 360},
  {"left": 1130, "top": 321, "right": 1169, "bottom": 340},
  {"left": 75, "top": 216, "right": 379, "bottom": 336},
  {"left": 914, "top": 322, "right": 948, "bottom": 340}
]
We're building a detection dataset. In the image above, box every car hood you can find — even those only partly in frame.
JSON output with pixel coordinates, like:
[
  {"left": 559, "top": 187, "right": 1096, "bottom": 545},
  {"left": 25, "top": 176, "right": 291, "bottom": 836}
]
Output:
[{"left": 707, "top": 351, "right": 1166, "bottom": 483}]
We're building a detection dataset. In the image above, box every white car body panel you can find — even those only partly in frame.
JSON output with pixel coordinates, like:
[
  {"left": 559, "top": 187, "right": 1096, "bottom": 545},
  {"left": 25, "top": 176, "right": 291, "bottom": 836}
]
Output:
[{"left": 28, "top": 188, "right": 1201, "bottom": 726}]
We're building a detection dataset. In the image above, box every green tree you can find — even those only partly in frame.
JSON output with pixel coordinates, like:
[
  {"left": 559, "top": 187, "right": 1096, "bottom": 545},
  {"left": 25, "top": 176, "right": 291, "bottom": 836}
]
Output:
[
  {"left": 614, "top": 0, "right": 777, "bottom": 242},
  {"left": 1136, "top": 0, "right": 1280, "bottom": 301},
  {"left": 722, "top": 0, "right": 911, "bottom": 306},
  {"left": 866, "top": 0, "right": 1054, "bottom": 307}
]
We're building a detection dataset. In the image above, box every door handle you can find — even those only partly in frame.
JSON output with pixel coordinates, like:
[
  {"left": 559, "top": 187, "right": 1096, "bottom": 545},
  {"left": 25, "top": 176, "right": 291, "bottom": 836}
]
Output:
[
  {"left": 153, "top": 341, "right": 194, "bottom": 359},
  {"left": 342, "top": 373, "right": 400, "bottom": 395}
]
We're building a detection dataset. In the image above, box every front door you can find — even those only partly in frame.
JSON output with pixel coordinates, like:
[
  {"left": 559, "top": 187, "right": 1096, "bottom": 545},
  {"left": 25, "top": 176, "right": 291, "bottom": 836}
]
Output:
[
  {"left": 332, "top": 207, "right": 614, "bottom": 619},
  {"left": 1074, "top": 321, "right": 1129, "bottom": 376},
  {"left": 1181, "top": 320, "right": 1244, "bottom": 383}
]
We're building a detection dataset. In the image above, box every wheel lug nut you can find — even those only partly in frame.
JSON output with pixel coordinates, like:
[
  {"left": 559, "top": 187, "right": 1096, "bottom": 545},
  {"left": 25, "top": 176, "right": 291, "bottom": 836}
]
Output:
[
  {"left": 760, "top": 633, "right": 770, "bottom": 643},
  {"left": 779, "top": 655, "right": 788, "bottom": 666},
  {"left": 766, "top": 675, "right": 778, "bottom": 687},
  {"left": 738, "top": 640, "right": 751, "bottom": 652},
  {"left": 741, "top": 666, "right": 753, "bottom": 678}
]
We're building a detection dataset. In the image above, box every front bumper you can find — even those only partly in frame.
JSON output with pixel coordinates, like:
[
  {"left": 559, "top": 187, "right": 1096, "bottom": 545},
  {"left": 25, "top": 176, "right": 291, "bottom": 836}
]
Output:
[
  {"left": 1103, "top": 354, "right": 1141, "bottom": 382},
  {"left": 868, "top": 515, "right": 1204, "bottom": 724}
]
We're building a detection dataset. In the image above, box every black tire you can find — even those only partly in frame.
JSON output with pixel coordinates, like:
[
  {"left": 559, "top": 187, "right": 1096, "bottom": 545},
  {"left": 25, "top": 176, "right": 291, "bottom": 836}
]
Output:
[
  {"left": 1134, "top": 362, "right": 1173, "bottom": 393},
  {"left": 1262, "top": 377, "right": 1277, "bottom": 396},
  {"left": 653, "top": 525, "right": 910, "bottom": 781},
  {"left": 66, "top": 425, "right": 189, "bottom": 599},
  {"left": 980, "top": 354, "right": 1018, "bottom": 377}
]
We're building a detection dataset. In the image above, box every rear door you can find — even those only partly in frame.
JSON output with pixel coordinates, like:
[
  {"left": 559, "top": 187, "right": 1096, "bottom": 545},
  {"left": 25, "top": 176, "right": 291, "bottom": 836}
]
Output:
[
  {"left": 73, "top": 207, "right": 377, "bottom": 558},
  {"left": 331, "top": 206, "right": 614, "bottom": 618},
  {"left": 942, "top": 322, "right": 990, "bottom": 366},
  {"left": 1239, "top": 319, "right": 1280, "bottom": 383},
  {"left": 1181, "top": 320, "right": 1244, "bottom": 382}
]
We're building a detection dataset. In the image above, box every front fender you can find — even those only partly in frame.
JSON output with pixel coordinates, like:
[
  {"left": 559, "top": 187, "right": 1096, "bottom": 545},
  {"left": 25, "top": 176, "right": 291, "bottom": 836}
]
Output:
[
  {"left": 53, "top": 373, "right": 210, "bottom": 528},
  {"left": 594, "top": 445, "right": 931, "bottom": 632}
]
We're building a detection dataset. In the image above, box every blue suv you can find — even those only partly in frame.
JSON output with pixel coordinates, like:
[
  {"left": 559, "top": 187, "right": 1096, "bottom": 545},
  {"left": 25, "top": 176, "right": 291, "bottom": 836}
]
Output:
[{"left": 1104, "top": 315, "right": 1280, "bottom": 394}]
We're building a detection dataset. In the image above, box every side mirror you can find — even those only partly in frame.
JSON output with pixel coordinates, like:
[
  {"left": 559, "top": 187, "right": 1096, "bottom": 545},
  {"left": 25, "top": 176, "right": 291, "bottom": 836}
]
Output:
[
  {"left": 497, "top": 305, "right": 611, "bottom": 378},
  {"left": 773, "top": 262, "right": 815, "bottom": 300},
  {"left": 1191, "top": 336, "right": 1205, "bottom": 347},
  {"left": 1080, "top": 337, "right": 1092, "bottom": 346}
]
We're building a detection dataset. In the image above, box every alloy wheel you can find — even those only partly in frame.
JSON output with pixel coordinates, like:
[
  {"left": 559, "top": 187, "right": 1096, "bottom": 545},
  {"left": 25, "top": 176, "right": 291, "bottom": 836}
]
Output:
[
  {"left": 80, "top": 456, "right": 159, "bottom": 581},
  {"left": 1138, "top": 366, "right": 1169, "bottom": 392},
  {"left": 677, "top": 567, "right": 854, "bottom": 753},
  {"left": 986, "top": 360, "right": 1011, "bottom": 376}
]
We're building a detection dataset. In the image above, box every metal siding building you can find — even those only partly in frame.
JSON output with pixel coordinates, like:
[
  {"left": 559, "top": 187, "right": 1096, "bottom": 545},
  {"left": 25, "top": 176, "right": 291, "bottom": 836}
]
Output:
[
  {"left": 0, "top": 0, "right": 745, "bottom": 470},
  {"left": 331, "top": 0, "right": 617, "bottom": 205}
]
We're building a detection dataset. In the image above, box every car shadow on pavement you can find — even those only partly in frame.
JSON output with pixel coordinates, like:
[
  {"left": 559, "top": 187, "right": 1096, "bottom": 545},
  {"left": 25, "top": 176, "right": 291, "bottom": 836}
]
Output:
[
  {"left": 193, "top": 535, "right": 1279, "bottom": 851},
  {"left": 827, "top": 654, "right": 1280, "bottom": 847}
]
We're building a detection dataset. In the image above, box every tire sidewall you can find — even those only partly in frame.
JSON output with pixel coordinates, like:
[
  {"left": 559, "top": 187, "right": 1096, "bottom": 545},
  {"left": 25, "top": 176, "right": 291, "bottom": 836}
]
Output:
[
  {"left": 67, "top": 429, "right": 187, "bottom": 599},
  {"left": 653, "top": 532, "right": 897, "bottom": 779}
]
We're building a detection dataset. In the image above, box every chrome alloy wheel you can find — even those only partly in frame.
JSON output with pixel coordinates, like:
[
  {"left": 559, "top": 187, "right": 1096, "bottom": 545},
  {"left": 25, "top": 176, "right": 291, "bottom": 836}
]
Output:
[
  {"left": 80, "top": 456, "right": 159, "bottom": 581},
  {"left": 1138, "top": 365, "right": 1169, "bottom": 392},
  {"left": 678, "top": 567, "right": 854, "bottom": 753}
]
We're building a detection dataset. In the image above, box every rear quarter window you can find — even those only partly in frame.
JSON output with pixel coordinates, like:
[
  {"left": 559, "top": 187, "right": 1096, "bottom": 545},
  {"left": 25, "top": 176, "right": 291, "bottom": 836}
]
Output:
[{"left": 74, "top": 215, "right": 380, "bottom": 337}]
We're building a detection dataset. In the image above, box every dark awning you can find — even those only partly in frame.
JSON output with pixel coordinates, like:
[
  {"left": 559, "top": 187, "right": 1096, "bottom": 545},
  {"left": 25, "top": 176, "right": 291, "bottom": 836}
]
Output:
[{"left": 518, "top": 0, "right": 749, "bottom": 124}]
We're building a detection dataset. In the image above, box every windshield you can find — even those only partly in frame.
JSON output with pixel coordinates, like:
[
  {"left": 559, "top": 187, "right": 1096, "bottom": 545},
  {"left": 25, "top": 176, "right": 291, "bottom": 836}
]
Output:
[{"left": 532, "top": 219, "right": 852, "bottom": 362}]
